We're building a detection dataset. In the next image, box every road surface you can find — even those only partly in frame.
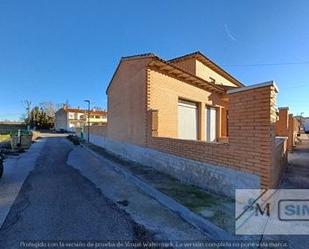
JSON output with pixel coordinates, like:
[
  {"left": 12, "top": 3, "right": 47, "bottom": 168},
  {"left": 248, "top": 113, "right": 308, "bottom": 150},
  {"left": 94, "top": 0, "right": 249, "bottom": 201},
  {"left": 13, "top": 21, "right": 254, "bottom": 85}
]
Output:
[{"left": 0, "top": 136, "right": 154, "bottom": 248}]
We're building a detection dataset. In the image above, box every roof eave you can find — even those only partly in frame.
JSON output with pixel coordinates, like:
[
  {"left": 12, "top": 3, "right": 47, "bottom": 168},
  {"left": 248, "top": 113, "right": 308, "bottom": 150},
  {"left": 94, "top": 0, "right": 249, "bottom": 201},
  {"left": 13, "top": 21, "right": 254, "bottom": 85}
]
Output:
[
  {"left": 168, "top": 51, "right": 245, "bottom": 88},
  {"left": 148, "top": 58, "right": 225, "bottom": 94}
]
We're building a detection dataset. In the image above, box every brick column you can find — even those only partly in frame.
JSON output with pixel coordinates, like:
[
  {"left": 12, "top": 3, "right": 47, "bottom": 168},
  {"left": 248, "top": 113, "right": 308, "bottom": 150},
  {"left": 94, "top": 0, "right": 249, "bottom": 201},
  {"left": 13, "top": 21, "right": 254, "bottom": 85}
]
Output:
[
  {"left": 288, "top": 114, "right": 294, "bottom": 152},
  {"left": 198, "top": 102, "right": 206, "bottom": 141},
  {"left": 227, "top": 81, "right": 278, "bottom": 189},
  {"left": 275, "top": 107, "right": 289, "bottom": 136},
  {"left": 217, "top": 107, "right": 222, "bottom": 139}
]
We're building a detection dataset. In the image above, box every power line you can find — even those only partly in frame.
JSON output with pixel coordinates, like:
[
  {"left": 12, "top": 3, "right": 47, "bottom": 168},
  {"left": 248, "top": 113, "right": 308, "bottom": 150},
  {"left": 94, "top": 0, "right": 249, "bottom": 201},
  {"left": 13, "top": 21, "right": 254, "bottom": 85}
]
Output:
[
  {"left": 223, "top": 61, "right": 309, "bottom": 67},
  {"left": 283, "top": 84, "right": 309, "bottom": 89}
]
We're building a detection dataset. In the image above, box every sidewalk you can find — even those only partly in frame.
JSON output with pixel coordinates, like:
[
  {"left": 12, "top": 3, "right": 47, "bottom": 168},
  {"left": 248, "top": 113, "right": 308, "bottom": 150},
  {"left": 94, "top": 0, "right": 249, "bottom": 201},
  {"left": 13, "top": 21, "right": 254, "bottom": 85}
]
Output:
[
  {"left": 261, "top": 134, "right": 309, "bottom": 249},
  {"left": 0, "top": 138, "right": 46, "bottom": 227},
  {"left": 281, "top": 133, "right": 309, "bottom": 189},
  {"left": 67, "top": 141, "right": 240, "bottom": 243},
  {"left": 85, "top": 142, "right": 235, "bottom": 234},
  {"left": 69, "top": 138, "right": 309, "bottom": 248},
  {"left": 67, "top": 145, "right": 213, "bottom": 243}
]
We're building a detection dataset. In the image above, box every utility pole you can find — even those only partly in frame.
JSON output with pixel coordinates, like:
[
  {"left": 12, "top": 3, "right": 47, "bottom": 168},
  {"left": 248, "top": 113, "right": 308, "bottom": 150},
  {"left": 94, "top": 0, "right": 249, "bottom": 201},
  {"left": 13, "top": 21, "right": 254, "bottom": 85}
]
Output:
[{"left": 84, "top": 100, "right": 90, "bottom": 143}]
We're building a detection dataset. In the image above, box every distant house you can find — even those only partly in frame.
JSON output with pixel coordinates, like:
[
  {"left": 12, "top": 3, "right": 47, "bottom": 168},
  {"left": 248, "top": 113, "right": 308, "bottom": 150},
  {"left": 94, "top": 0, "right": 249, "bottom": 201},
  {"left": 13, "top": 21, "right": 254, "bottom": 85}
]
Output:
[{"left": 55, "top": 106, "right": 107, "bottom": 132}]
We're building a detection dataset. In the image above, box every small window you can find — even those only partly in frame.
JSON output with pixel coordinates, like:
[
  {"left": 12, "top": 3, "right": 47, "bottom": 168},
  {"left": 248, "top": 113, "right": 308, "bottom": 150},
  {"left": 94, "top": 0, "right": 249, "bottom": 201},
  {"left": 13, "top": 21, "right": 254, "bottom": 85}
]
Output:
[
  {"left": 209, "top": 77, "right": 216, "bottom": 83},
  {"left": 205, "top": 106, "right": 217, "bottom": 142}
]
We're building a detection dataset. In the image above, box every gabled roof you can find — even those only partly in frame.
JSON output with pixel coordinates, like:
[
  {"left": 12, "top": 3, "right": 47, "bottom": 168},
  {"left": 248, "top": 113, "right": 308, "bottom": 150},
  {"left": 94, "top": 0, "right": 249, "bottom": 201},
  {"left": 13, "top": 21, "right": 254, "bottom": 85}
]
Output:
[
  {"left": 147, "top": 57, "right": 225, "bottom": 93},
  {"left": 106, "top": 53, "right": 156, "bottom": 94},
  {"left": 106, "top": 52, "right": 226, "bottom": 94},
  {"left": 168, "top": 51, "right": 244, "bottom": 87}
]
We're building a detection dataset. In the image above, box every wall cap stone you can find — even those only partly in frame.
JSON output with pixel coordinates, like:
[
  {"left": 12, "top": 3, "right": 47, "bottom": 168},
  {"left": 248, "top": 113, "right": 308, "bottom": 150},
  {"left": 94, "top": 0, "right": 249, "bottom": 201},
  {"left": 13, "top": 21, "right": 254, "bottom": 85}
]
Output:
[
  {"left": 227, "top": 80, "right": 279, "bottom": 94},
  {"left": 276, "top": 136, "right": 288, "bottom": 140},
  {"left": 278, "top": 107, "right": 289, "bottom": 110}
]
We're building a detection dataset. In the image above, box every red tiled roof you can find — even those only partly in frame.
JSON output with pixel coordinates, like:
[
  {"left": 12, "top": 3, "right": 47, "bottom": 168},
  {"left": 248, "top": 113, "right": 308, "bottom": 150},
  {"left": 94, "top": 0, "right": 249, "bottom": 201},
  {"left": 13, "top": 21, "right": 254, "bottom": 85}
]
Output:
[{"left": 64, "top": 108, "right": 107, "bottom": 116}]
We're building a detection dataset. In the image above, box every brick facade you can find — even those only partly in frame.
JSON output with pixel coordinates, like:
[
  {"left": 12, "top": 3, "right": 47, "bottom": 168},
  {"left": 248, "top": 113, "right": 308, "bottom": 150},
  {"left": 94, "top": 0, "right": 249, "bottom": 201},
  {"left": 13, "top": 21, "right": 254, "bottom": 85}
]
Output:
[
  {"left": 146, "top": 84, "right": 279, "bottom": 188},
  {"left": 105, "top": 53, "right": 287, "bottom": 192},
  {"left": 107, "top": 57, "right": 151, "bottom": 146},
  {"left": 146, "top": 68, "right": 229, "bottom": 140}
]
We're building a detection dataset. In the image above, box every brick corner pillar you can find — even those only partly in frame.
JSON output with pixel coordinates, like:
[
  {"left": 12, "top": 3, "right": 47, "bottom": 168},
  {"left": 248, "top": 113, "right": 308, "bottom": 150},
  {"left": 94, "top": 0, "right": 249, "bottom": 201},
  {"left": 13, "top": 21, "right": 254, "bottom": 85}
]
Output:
[
  {"left": 227, "top": 81, "right": 279, "bottom": 189},
  {"left": 275, "top": 107, "right": 289, "bottom": 137},
  {"left": 146, "top": 109, "right": 159, "bottom": 146},
  {"left": 288, "top": 114, "right": 294, "bottom": 152}
]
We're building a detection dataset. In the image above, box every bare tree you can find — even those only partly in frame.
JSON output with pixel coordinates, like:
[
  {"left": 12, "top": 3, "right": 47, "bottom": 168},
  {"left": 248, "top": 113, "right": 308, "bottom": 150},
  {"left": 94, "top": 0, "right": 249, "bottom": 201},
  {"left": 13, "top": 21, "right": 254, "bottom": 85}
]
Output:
[
  {"left": 22, "top": 100, "right": 32, "bottom": 125},
  {"left": 39, "top": 101, "right": 57, "bottom": 118}
]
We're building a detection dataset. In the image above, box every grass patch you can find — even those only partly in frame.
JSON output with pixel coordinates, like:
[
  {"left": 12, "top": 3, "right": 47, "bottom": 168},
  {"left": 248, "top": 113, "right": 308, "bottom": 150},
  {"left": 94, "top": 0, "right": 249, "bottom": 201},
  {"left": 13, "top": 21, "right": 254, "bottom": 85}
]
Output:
[
  {"left": 0, "top": 134, "right": 10, "bottom": 143},
  {"left": 158, "top": 184, "right": 220, "bottom": 210}
]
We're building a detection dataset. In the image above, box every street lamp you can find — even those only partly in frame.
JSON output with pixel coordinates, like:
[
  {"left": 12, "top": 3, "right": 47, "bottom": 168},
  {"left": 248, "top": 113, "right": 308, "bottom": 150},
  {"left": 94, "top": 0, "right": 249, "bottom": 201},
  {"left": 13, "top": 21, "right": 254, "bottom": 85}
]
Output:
[{"left": 84, "top": 100, "right": 90, "bottom": 143}]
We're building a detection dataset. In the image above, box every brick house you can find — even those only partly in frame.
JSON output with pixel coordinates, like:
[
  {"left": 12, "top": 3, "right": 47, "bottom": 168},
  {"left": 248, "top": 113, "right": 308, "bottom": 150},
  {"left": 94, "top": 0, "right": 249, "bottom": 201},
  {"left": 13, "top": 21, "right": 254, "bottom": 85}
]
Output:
[{"left": 89, "top": 51, "right": 287, "bottom": 197}]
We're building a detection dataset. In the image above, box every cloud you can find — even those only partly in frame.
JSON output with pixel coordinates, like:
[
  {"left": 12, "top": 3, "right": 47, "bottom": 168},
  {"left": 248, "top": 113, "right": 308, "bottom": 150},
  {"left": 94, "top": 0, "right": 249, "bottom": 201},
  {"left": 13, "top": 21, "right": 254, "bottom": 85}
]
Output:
[{"left": 224, "top": 24, "right": 237, "bottom": 42}]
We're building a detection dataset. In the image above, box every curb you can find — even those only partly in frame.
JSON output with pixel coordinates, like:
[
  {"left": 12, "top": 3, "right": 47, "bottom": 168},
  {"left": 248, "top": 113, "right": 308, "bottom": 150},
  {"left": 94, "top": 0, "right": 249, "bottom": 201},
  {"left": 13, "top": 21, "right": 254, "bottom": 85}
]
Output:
[{"left": 80, "top": 144, "right": 236, "bottom": 241}]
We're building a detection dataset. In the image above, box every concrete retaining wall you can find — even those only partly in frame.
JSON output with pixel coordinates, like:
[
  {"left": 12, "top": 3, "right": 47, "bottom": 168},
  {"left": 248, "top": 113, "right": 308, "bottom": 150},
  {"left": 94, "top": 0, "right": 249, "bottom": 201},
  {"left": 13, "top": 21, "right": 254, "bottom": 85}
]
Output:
[{"left": 88, "top": 134, "right": 260, "bottom": 198}]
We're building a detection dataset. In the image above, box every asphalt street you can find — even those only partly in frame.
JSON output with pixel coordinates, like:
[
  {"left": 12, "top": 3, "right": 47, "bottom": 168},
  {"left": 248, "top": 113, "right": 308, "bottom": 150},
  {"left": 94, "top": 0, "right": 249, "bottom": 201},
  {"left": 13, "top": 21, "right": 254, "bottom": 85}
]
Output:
[{"left": 0, "top": 137, "right": 154, "bottom": 249}]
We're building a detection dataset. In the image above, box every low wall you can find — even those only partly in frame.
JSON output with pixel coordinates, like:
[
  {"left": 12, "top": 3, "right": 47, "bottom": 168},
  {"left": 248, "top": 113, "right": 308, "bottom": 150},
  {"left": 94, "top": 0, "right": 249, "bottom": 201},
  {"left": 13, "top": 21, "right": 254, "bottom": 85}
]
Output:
[
  {"left": 0, "top": 123, "right": 26, "bottom": 134},
  {"left": 276, "top": 108, "right": 300, "bottom": 152},
  {"left": 147, "top": 137, "right": 243, "bottom": 173},
  {"left": 76, "top": 125, "right": 107, "bottom": 138},
  {"left": 87, "top": 134, "right": 260, "bottom": 198},
  {"left": 271, "top": 137, "right": 288, "bottom": 188},
  {"left": 145, "top": 83, "right": 278, "bottom": 189},
  {"left": 88, "top": 125, "right": 107, "bottom": 136}
]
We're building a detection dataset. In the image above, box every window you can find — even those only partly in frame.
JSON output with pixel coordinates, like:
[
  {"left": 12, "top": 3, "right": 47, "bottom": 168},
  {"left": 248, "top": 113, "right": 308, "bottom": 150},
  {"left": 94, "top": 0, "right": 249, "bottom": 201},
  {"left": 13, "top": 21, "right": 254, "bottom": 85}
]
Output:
[
  {"left": 226, "top": 110, "right": 229, "bottom": 137},
  {"left": 95, "top": 115, "right": 100, "bottom": 119},
  {"left": 205, "top": 106, "right": 217, "bottom": 142},
  {"left": 209, "top": 77, "right": 216, "bottom": 83},
  {"left": 178, "top": 99, "right": 198, "bottom": 140}
]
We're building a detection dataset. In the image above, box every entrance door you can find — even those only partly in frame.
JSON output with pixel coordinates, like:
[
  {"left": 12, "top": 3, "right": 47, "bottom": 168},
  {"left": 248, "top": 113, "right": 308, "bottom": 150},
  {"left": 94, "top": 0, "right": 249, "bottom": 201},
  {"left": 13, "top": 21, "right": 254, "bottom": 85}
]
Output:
[
  {"left": 178, "top": 100, "right": 197, "bottom": 140},
  {"left": 206, "top": 106, "right": 217, "bottom": 142}
]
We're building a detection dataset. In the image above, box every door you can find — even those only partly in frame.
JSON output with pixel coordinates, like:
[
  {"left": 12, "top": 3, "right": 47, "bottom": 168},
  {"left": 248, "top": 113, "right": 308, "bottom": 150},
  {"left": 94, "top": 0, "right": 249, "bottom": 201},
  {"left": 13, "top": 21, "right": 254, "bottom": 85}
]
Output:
[
  {"left": 178, "top": 100, "right": 197, "bottom": 140},
  {"left": 206, "top": 106, "right": 217, "bottom": 142}
]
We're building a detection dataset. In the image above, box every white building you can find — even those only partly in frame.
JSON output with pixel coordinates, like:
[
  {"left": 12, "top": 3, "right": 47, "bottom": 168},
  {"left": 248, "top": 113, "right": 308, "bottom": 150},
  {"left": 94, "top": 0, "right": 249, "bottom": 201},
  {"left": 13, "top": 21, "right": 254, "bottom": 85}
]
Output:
[{"left": 55, "top": 106, "right": 107, "bottom": 132}]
